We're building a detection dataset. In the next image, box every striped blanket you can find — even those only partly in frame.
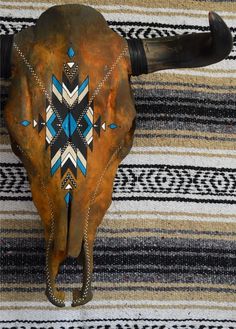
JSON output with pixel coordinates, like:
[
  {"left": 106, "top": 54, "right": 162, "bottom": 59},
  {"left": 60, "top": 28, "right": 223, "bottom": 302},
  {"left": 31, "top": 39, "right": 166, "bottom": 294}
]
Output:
[{"left": 0, "top": 0, "right": 236, "bottom": 328}]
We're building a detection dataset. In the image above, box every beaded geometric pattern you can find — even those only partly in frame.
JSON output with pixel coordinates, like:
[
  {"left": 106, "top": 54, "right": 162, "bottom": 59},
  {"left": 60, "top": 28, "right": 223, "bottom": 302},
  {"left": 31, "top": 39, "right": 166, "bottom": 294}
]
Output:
[{"left": 20, "top": 46, "right": 118, "bottom": 204}]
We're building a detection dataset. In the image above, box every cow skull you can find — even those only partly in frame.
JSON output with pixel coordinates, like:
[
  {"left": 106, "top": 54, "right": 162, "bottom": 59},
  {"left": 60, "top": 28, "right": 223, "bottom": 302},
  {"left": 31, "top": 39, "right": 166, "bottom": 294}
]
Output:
[{"left": 1, "top": 4, "right": 232, "bottom": 307}]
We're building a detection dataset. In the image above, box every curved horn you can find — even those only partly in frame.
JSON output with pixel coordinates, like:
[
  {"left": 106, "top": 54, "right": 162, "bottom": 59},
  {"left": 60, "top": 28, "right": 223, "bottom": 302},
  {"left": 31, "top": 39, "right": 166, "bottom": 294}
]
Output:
[{"left": 127, "top": 12, "right": 233, "bottom": 76}]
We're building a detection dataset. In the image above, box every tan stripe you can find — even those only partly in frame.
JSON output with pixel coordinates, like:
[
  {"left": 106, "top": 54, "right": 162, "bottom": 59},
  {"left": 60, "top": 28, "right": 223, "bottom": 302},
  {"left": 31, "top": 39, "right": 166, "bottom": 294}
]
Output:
[
  {"left": 7, "top": 147, "right": 233, "bottom": 159},
  {"left": 133, "top": 84, "right": 236, "bottom": 95},
  {"left": 1, "top": 231, "right": 235, "bottom": 241},
  {"left": 2, "top": 217, "right": 236, "bottom": 234},
  {"left": 138, "top": 129, "right": 236, "bottom": 139},
  {"left": 5, "top": 281, "right": 236, "bottom": 290},
  {"left": 133, "top": 137, "right": 236, "bottom": 150},
  {"left": 131, "top": 150, "right": 236, "bottom": 159},
  {"left": 1, "top": 290, "right": 236, "bottom": 304},
  {"left": 0, "top": 210, "right": 37, "bottom": 215},
  {"left": 0, "top": 148, "right": 12, "bottom": 152},
  {"left": 101, "top": 219, "right": 236, "bottom": 235},
  {"left": 3, "top": 128, "right": 236, "bottom": 141},
  {"left": 0, "top": 219, "right": 42, "bottom": 229},
  {"left": 3, "top": 138, "right": 236, "bottom": 150},
  {"left": 199, "top": 68, "right": 236, "bottom": 74},
  {"left": 0, "top": 79, "right": 11, "bottom": 87},
  {"left": 132, "top": 74, "right": 236, "bottom": 88},
  {"left": 1, "top": 209, "right": 234, "bottom": 219},
  {"left": 0, "top": 4, "right": 47, "bottom": 10},
  {"left": 2, "top": 0, "right": 236, "bottom": 13},
  {"left": 0, "top": 136, "right": 10, "bottom": 144},
  {"left": 1, "top": 4, "right": 236, "bottom": 19}
]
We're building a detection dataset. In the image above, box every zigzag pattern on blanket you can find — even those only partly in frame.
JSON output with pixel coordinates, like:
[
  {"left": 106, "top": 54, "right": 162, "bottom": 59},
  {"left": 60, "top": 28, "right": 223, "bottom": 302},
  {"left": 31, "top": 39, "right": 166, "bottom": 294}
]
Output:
[{"left": 0, "top": 0, "right": 236, "bottom": 328}]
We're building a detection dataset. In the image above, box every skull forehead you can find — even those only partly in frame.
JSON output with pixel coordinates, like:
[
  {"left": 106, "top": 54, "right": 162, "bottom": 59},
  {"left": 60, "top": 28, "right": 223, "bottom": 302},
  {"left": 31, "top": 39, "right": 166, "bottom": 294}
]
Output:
[
  {"left": 13, "top": 4, "right": 126, "bottom": 91},
  {"left": 37, "top": 4, "right": 110, "bottom": 39}
]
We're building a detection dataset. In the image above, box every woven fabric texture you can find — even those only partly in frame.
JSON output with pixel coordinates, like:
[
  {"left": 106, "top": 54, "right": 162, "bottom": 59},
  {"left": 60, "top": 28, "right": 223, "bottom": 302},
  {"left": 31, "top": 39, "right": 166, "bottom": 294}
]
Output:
[{"left": 0, "top": 0, "right": 236, "bottom": 328}]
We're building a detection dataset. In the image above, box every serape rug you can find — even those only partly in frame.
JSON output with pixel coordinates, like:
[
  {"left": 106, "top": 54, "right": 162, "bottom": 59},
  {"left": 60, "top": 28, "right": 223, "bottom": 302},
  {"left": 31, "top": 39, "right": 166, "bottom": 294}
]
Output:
[{"left": 0, "top": 0, "right": 236, "bottom": 328}]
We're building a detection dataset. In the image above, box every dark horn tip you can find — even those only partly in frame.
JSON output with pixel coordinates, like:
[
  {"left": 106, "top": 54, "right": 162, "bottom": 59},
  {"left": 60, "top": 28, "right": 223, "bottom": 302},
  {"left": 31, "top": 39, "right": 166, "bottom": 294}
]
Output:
[{"left": 208, "top": 11, "right": 233, "bottom": 59}]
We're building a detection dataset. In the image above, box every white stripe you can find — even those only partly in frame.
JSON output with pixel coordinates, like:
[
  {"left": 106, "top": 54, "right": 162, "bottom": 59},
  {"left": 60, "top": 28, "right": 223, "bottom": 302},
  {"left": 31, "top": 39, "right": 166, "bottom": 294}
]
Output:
[
  {"left": 115, "top": 192, "right": 236, "bottom": 203},
  {"left": 1, "top": 298, "right": 236, "bottom": 308},
  {"left": 61, "top": 145, "right": 77, "bottom": 167},
  {"left": 0, "top": 151, "right": 21, "bottom": 163},
  {"left": 2, "top": 2, "right": 236, "bottom": 17},
  {"left": 1, "top": 7, "right": 236, "bottom": 27},
  {"left": 52, "top": 84, "right": 62, "bottom": 102},
  {"left": 46, "top": 128, "right": 53, "bottom": 144},
  {"left": 87, "top": 107, "right": 93, "bottom": 123},
  {"left": 0, "top": 144, "right": 11, "bottom": 150},
  {"left": 45, "top": 104, "right": 51, "bottom": 114},
  {"left": 87, "top": 135, "right": 93, "bottom": 145},
  {"left": 1, "top": 301, "right": 236, "bottom": 321},
  {"left": 160, "top": 69, "right": 236, "bottom": 78},
  {"left": 0, "top": 201, "right": 37, "bottom": 212},
  {"left": 61, "top": 154, "right": 77, "bottom": 168},
  {"left": 105, "top": 212, "right": 236, "bottom": 223},
  {"left": 63, "top": 89, "right": 78, "bottom": 107},
  {"left": 0, "top": 8, "right": 43, "bottom": 18},
  {"left": 110, "top": 200, "right": 236, "bottom": 216},
  {"left": 51, "top": 149, "right": 61, "bottom": 167},
  {"left": 85, "top": 128, "right": 93, "bottom": 141},
  {"left": 0, "top": 213, "right": 39, "bottom": 220},
  {"left": 77, "top": 149, "right": 87, "bottom": 168},
  {"left": 0, "top": 1, "right": 52, "bottom": 7},
  {"left": 1, "top": 200, "right": 235, "bottom": 217},
  {"left": 78, "top": 85, "right": 88, "bottom": 103},
  {"left": 46, "top": 107, "right": 54, "bottom": 122},
  {"left": 123, "top": 152, "right": 236, "bottom": 169},
  {"left": 93, "top": 5, "right": 236, "bottom": 17},
  {"left": 131, "top": 146, "right": 236, "bottom": 156},
  {"left": 62, "top": 83, "right": 78, "bottom": 98},
  {"left": 1, "top": 211, "right": 235, "bottom": 223}
]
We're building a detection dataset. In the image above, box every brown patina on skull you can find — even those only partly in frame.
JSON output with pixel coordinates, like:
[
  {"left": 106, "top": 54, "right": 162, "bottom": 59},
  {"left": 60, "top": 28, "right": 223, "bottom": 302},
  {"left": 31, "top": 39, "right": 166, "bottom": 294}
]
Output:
[{"left": 1, "top": 4, "right": 232, "bottom": 307}]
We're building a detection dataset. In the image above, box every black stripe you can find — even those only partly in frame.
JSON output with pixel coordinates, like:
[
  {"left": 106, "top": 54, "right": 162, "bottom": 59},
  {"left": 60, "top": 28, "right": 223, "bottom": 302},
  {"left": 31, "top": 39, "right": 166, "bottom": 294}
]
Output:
[
  {"left": 1, "top": 16, "right": 236, "bottom": 32},
  {"left": 108, "top": 20, "right": 236, "bottom": 32},
  {"left": 113, "top": 196, "right": 236, "bottom": 204},
  {"left": 120, "top": 164, "right": 236, "bottom": 171},
  {"left": 1, "top": 196, "right": 235, "bottom": 204},
  {"left": 135, "top": 94, "right": 236, "bottom": 106},
  {"left": 2, "top": 162, "right": 236, "bottom": 172},
  {"left": 1, "top": 286, "right": 236, "bottom": 294},
  {"left": 0, "top": 162, "right": 23, "bottom": 167},
  {"left": 137, "top": 114, "right": 236, "bottom": 126},
  {"left": 1, "top": 319, "right": 235, "bottom": 324},
  {"left": 0, "top": 16, "right": 37, "bottom": 23},
  {"left": 134, "top": 133, "right": 236, "bottom": 142},
  {"left": 0, "top": 196, "right": 31, "bottom": 201},
  {"left": 2, "top": 251, "right": 236, "bottom": 269},
  {"left": 1, "top": 268, "right": 235, "bottom": 276},
  {"left": 2, "top": 245, "right": 236, "bottom": 256},
  {"left": 135, "top": 104, "right": 236, "bottom": 119},
  {"left": 2, "top": 227, "right": 236, "bottom": 237}
]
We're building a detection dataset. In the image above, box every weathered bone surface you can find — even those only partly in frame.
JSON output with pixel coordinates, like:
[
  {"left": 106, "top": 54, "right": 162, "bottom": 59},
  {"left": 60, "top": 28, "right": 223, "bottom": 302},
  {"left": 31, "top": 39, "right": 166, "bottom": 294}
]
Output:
[{"left": 2, "top": 4, "right": 232, "bottom": 307}]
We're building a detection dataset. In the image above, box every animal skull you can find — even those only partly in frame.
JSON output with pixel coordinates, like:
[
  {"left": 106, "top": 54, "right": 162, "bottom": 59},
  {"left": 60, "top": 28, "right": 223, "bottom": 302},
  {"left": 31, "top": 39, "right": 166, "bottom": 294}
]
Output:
[{"left": 1, "top": 4, "right": 232, "bottom": 307}]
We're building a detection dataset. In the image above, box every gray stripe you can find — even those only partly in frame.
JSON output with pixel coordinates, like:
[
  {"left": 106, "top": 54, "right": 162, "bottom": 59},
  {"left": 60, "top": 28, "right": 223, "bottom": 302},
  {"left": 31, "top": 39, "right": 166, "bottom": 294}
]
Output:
[
  {"left": 133, "top": 87, "right": 236, "bottom": 103},
  {"left": 131, "top": 80, "right": 236, "bottom": 91},
  {"left": 136, "top": 121, "right": 236, "bottom": 135},
  {"left": 3, "top": 227, "right": 236, "bottom": 238}
]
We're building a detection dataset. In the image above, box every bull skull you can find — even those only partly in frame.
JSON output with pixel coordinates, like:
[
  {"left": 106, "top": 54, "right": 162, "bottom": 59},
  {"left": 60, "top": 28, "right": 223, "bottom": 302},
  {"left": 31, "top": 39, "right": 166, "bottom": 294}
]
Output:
[{"left": 1, "top": 4, "right": 232, "bottom": 307}]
